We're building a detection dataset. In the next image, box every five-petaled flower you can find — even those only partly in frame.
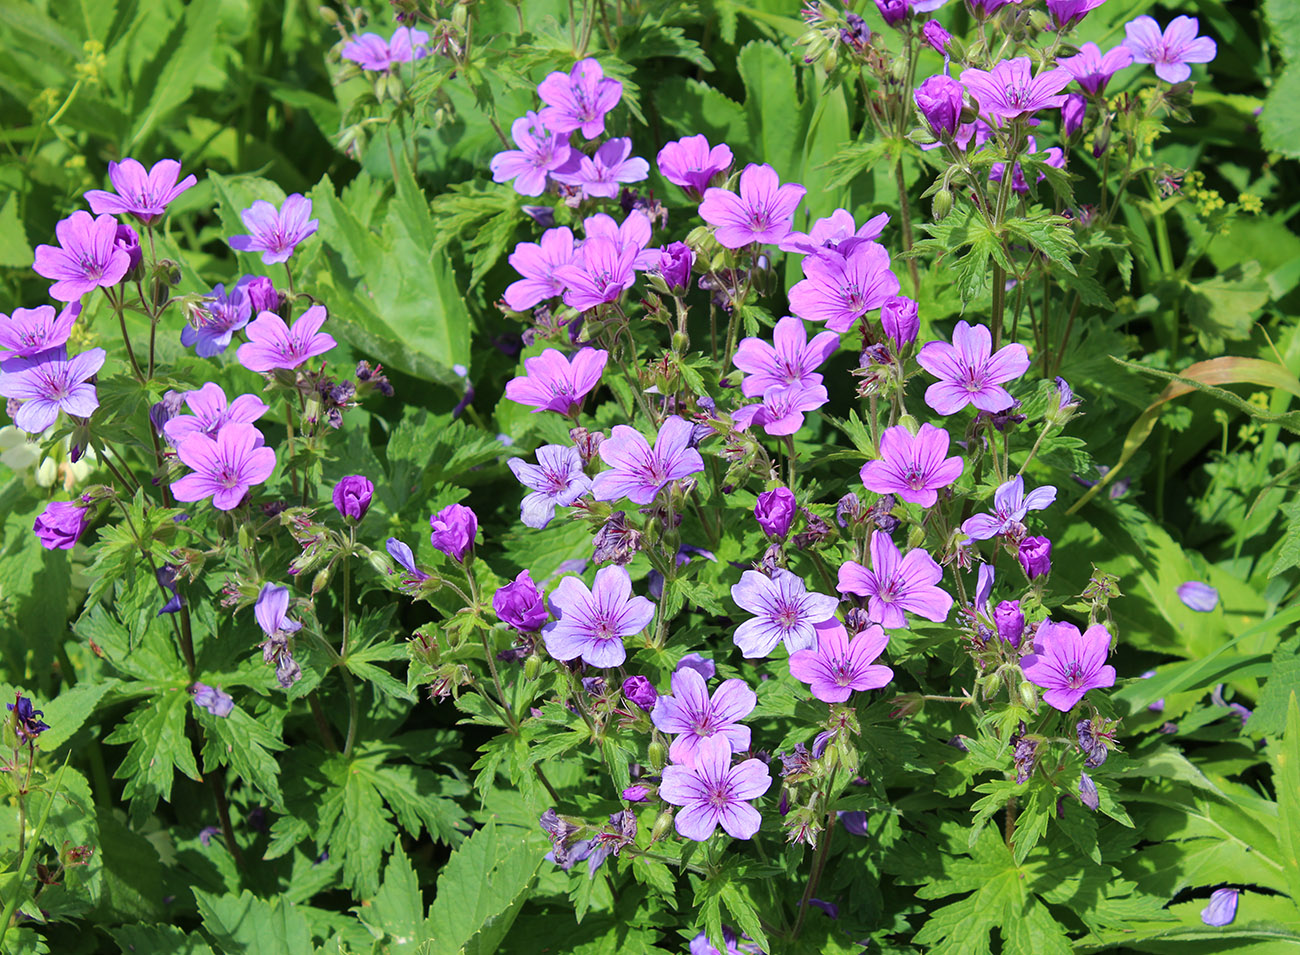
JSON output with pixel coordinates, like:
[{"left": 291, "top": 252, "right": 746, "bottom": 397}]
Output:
[
  {"left": 592, "top": 416, "right": 704, "bottom": 505},
  {"left": 85, "top": 157, "right": 197, "bottom": 226},
  {"left": 0, "top": 345, "right": 105, "bottom": 434},
  {"left": 542, "top": 565, "right": 655, "bottom": 667},
  {"left": 508, "top": 443, "right": 593, "bottom": 529},
  {"left": 490, "top": 111, "right": 573, "bottom": 197},
  {"left": 916, "top": 320, "right": 1029, "bottom": 415},
  {"left": 341, "top": 26, "right": 431, "bottom": 71},
  {"left": 860, "top": 423, "right": 964, "bottom": 508},
  {"left": 504, "top": 227, "right": 578, "bottom": 311},
  {"left": 1124, "top": 15, "right": 1217, "bottom": 84},
  {"left": 553, "top": 236, "right": 638, "bottom": 312},
  {"left": 732, "top": 381, "right": 829, "bottom": 437},
  {"left": 959, "top": 57, "right": 1072, "bottom": 122},
  {"left": 162, "top": 382, "right": 268, "bottom": 445},
  {"left": 172, "top": 423, "right": 276, "bottom": 511},
  {"left": 1021, "top": 619, "right": 1116, "bottom": 711},
  {"left": 656, "top": 134, "right": 733, "bottom": 198},
  {"left": 699, "top": 163, "right": 806, "bottom": 249},
  {"left": 658, "top": 734, "right": 771, "bottom": 841},
  {"left": 0, "top": 304, "right": 80, "bottom": 359},
  {"left": 732, "top": 316, "right": 839, "bottom": 398},
  {"left": 182, "top": 280, "right": 254, "bottom": 358},
  {"left": 236, "top": 305, "right": 337, "bottom": 373},
  {"left": 961, "top": 475, "right": 1056, "bottom": 540},
  {"left": 228, "top": 194, "right": 319, "bottom": 264},
  {"left": 1058, "top": 42, "right": 1135, "bottom": 95},
  {"left": 33, "top": 211, "right": 132, "bottom": 302},
  {"left": 788, "top": 243, "right": 901, "bottom": 333},
  {"left": 730, "top": 568, "right": 841, "bottom": 658},
  {"left": 838, "top": 530, "right": 953, "bottom": 629},
  {"left": 504, "top": 347, "right": 608, "bottom": 416},
  {"left": 537, "top": 58, "right": 623, "bottom": 139},
  {"left": 788, "top": 619, "right": 894, "bottom": 703},
  {"left": 552, "top": 138, "right": 649, "bottom": 199},
  {"left": 651, "top": 665, "right": 756, "bottom": 766}
]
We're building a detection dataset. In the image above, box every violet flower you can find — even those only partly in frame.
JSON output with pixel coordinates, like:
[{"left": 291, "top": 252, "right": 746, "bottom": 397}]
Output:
[
  {"left": 429, "top": 503, "right": 477, "bottom": 562},
  {"left": 1021, "top": 620, "right": 1116, "bottom": 711},
  {"left": 651, "top": 666, "right": 756, "bottom": 766},
  {"left": 236, "top": 305, "right": 337, "bottom": 373},
  {"left": 922, "top": 20, "right": 951, "bottom": 54},
  {"left": 228, "top": 194, "right": 319, "bottom": 264},
  {"left": 171, "top": 423, "right": 276, "bottom": 511},
  {"left": 7, "top": 694, "right": 49, "bottom": 744},
  {"left": 860, "top": 423, "right": 964, "bottom": 508},
  {"left": 191, "top": 683, "right": 234, "bottom": 718},
  {"left": 1018, "top": 535, "right": 1051, "bottom": 579},
  {"left": 1124, "top": 15, "right": 1217, "bottom": 84},
  {"left": 1058, "top": 43, "right": 1135, "bottom": 95},
  {"left": 1045, "top": 0, "right": 1106, "bottom": 30},
  {"left": 968, "top": 0, "right": 1024, "bottom": 17},
  {"left": 788, "top": 619, "right": 893, "bottom": 703},
  {"left": 341, "top": 27, "right": 431, "bottom": 71},
  {"left": 0, "top": 345, "right": 105, "bottom": 433},
  {"left": 659, "top": 734, "right": 770, "bottom": 841},
  {"left": 162, "top": 382, "right": 269, "bottom": 445},
  {"left": 778, "top": 209, "right": 889, "bottom": 257},
  {"left": 182, "top": 280, "right": 253, "bottom": 358},
  {"left": 657, "top": 134, "right": 733, "bottom": 198},
  {"left": 386, "top": 538, "right": 430, "bottom": 584},
  {"left": 914, "top": 74, "right": 965, "bottom": 138},
  {"left": 490, "top": 111, "right": 572, "bottom": 197},
  {"left": 537, "top": 58, "right": 623, "bottom": 139},
  {"left": 33, "top": 500, "right": 90, "bottom": 550},
  {"left": 504, "top": 347, "right": 607, "bottom": 415},
  {"left": 730, "top": 568, "right": 840, "bottom": 658},
  {"left": 732, "top": 381, "right": 829, "bottom": 436},
  {"left": 582, "top": 210, "right": 659, "bottom": 269},
  {"left": 699, "top": 163, "right": 806, "bottom": 248},
  {"left": 85, "top": 158, "right": 197, "bottom": 225},
  {"left": 494, "top": 570, "right": 548, "bottom": 632},
  {"left": 622, "top": 675, "right": 658, "bottom": 711},
  {"left": 592, "top": 415, "right": 704, "bottom": 505},
  {"left": 916, "top": 320, "right": 1029, "bottom": 415},
  {"left": 880, "top": 296, "right": 919, "bottom": 350},
  {"left": 332, "top": 475, "right": 373, "bottom": 521},
  {"left": 1201, "top": 888, "right": 1238, "bottom": 927},
  {"left": 507, "top": 443, "right": 593, "bottom": 529},
  {"left": 837, "top": 530, "right": 953, "bottom": 629},
  {"left": 788, "top": 243, "right": 900, "bottom": 333},
  {"left": 0, "top": 304, "right": 80, "bottom": 359},
  {"left": 959, "top": 58, "right": 1072, "bottom": 122},
  {"left": 961, "top": 475, "right": 1056, "bottom": 540},
  {"left": 733, "top": 316, "right": 839, "bottom": 398},
  {"left": 875, "top": 0, "right": 908, "bottom": 26},
  {"left": 541, "top": 565, "right": 654, "bottom": 667},
  {"left": 552, "top": 138, "right": 649, "bottom": 199},
  {"left": 553, "top": 236, "right": 638, "bottom": 311},
  {"left": 505, "top": 227, "right": 577, "bottom": 311},
  {"left": 657, "top": 242, "right": 693, "bottom": 292},
  {"left": 32, "top": 211, "right": 131, "bottom": 302},
  {"left": 254, "top": 583, "right": 303, "bottom": 688},
  {"left": 1177, "top": 581, "right": 1219, "bottom": 612},
  {"left": 676, "top": 653, "right": 716, "bottom": 681},
  {"left": 754, "top": 487, "right": 796, "bottom": 539}
]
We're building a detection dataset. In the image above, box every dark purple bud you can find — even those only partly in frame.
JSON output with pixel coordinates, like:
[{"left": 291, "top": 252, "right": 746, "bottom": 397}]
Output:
[
  {"left": 430, "top": 503, "right": 477, "bottom": 562},
  {"left": 332, "top": 475, "right": 373, "bottom": 521},
  {"left": 754, "top": 487, "right": 796, "bottom": 539},
  {"left": 245, "top": 276, "right": 278, "bottom": 313},
  {"left": 114, "top": 223, "right": 143, "bottom": 274},
  {"left": 914, "top": 74, "right": 965, "bottom": 138},
  {"left": 1055, "top": 376, "right": 1079, "bottom": 411},
  {"left": 522, "top": 205, "right": 557, "bottom": 228},
  {"left": 873, "top": 0, "right": 908, "bottom": 26},
  {"left": 33, "top": 501, "right": 90, "bottom": 550},
  {"left": 658, "top": 242, "right": 693, "bottom": 292},
  {"left": 922, "top": 19, "right": 951, "bottom": 54},
  {"left": 191, "top": 683, "right": 234, "bottom": 718},
  {"left": 1061, "top": 93, "right": 1087, "bottom": 138},
  {"left": 7, "top": 692, "right": 50, "bottom": 743},
  {"left": 837, "top": 811, "right": 870, "bottom": 836},
  {"left": 993, "top": 600, "right": 1024, "bottom": 647},
  {"left": 1018, "top": 535, "right": 1052, "bottom": 580},
  {"left": 149, "top": 389, "right": 186, "bottom": 437},
  {"left": 880, "top": 295, "right": 919, "bottom": 350},
  {"left": 592, "top": 511, "right": 641, "bottom": 565},
  {"left": 1012, "top": 734, "right": 1039, "bottom": 784},
  {"left": 493, "top": 570, "right": 548, "bottom": 632},
  {"left": 811, "top": 729, "right": 834, "bottom": 759},
  {"left": 622, "top": 784, "right": 651, "bottom": 802},
  {"left": 622, "top": 675, "right": 658, "bottom": 711}
]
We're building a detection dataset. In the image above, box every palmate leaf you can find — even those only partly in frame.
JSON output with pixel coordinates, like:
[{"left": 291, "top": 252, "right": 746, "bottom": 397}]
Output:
[
  {"left": 194, "top": 890, "right": 315, "bottom": 955},
  {"left": 102, "top": 691, "right": 200, "bottom": 822},
  {"left": 198, "top": 703, "right": 287, "bottom": 810}
]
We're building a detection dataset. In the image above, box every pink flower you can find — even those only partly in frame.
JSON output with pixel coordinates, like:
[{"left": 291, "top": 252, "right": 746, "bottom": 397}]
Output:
[
  {"left": 583, "top": 210, "right": 658, "bottom": 269},
  {"left": 961, "top": 475, "right": 1056, "bottom": 540},
  {"left": 730, "top": 568, "right": 840, "bottom": 658},
  {"left": 699, "top": 163, "right": 806, "bottom": 248},
  {"left": 341, "top": 26, "right": 431, "bottom": 71},
  {"left": 0, "top": 304, "right": 80, "bottom": 359},
  {"left": 837, "top": 531, "right": 953, "bottom": 629},
  {"left": 778, "top": 208, "right": 890, "bottom": 257},
  {"left": 592, "top": 416, "right": 704, "bottom": 505},
  {"left": 659, "top": 734, "right": 770, "bottom": 841},
  {"left": 236, "top": 305, "right": 337, "bottom": 373},
  {"left": 860, "top": 423, "right": 964, "bottom": 508},
  {"left": 504, "top": 227, "right": 578, "bottom": 311},
  {"left": 85, "top": 158, "right": 197, "bottom": 226},
  {"left": 916, "top": 320, "right": 1029, "bottom": 415},
  {"left": 1059, "top": 43, "right": 1134, "bottom": 95},
  {"left": 1021, "top": 620, "right": 1116, "bottom": 711},
  {"left": 788, "top": 243, "right": 900, "bottom": 333},
  {"left": 489, "top": 112, "right": 572, "bottom": 197},
  {"left": 552, "top": 138, "right": 649, "bottom": 199},
  {"left": 504, "top": 347, "right": 608, "bottom": 415},
  {"left": 651, "top": 666, "right": 756, "bottom": 766},
  {"left": 1045, "top": 0, "right": 1106, "bottom": 30},
  {"left": 1123, "top": 15, "right": 1217, "bottom": 84},
  {"left": 789, "top": 619, "right": 893, "bottom": 703},
  {"left": 172, "top": 423, "right": 276, "bottom": 511},
  {"left": 0, "top": 346, "right": 105, "bottom": 433},
  {"left": 553, "top": 236, "right": 637, "bottom": 311},
  {"left": 542, "top": 565, "right": 654, "bottom": 667},
  {"left": 959, "top": 57, "right": 1072, "bottom": 122},
  {"left": 732, "top": 316, "right": 839, "bottom": 398},
  {"left": 732, "top": 381, "right": 828, "bottom": 436},
  {"left": 657, "top": 134, "right": 733, "bottom": 198},
  {"left": 162, "top": 382, "right": 269, "bottom": 445},
  {"left": 228, "top": 194, "right": 318, "bottom": 264},
  {"left": 33, "top": 212, "right": 132, "bottom": 302},
  {"left": 537, "top": 58, "right": 623, "bottom": 139}
]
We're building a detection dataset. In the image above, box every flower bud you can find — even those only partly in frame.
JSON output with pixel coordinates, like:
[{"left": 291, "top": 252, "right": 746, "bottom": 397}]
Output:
[
  {"left": 873, "top": 0, "right": 907, "bottom": 26},
  {"left": 33, "top": 500, "right": 90, "bottom": 550},
  {"left": 332, "top": 474, "right": 373, "bottom": 521},
  {"left": 246, "top": 275, "right": 278, "bottom": 314},
  {"left": 1061, "top": 93, "right": 1087, "bottom": 139},
  {"left": 493, "top": 570, "right": 547, "bottom": 632},
  {"left": 647, "top": 740, "right": 668, "bottom": 771},
  {"left": 754, "top": 486, "right": 796, "bottom": 539},
  {"left": 524, "top": 653, "right": 542, "bottom": 681},
  {"left": 879, "top": 295, "right": 919, "bottom": 350},
  {"left": 1018, "top": 535, "right": 1052, "bottom": 580},
  {"left": 650, "top": 809, "right": 674, "bottom": 843},
  {"left": 1018, "top": 680, "right": 1039, "bottom": 710},
  {"left": 114, "top": 223, "right": 143, "bottom": 277},
  {"left": 914, "top": 74, "right": 964, "bottom": 139},
  {"left": 993, "top": 600, "right": 1025, "bottom": 647},
  {"left": 430, "top": 503, "right": 477, "bottom": 563},
  {"left": 932, "top": 187, "right": 954, "bottom": 221},
  {"left": 622, "top": 675, "right": 658, "bottom": 711},
  {"left": 922, "top": 19, "right": 951, "bottom": 54},
  {"left": 311, "top": 564, "right": 334, "bottom": 595},
  {"left": 622, "top": 784, "right": 652, "bottom": 802},
  {"left": 658, "top": 241, "right": 693, "bottom": 293}
]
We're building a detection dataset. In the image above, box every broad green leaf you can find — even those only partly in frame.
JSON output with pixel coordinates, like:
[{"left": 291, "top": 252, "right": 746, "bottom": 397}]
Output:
[
  {"left": 1276, "top": 692, "right": 1300, "bottom": 914},
  {"left": 110, "top": 925, "right": 215, "bottom": 955},
  {"left": 359, "top": 843, "right": 426, "bottom": 954},
  {"left": 738, "top": 41, "right": 802, "bottom": 179},
  {"left": 194, "top": 890, "right": 315, "bottom": 955},
  {"left": 125, "top": 0, "right": 222, "bottom": 149},
  {"left": 198, "top": 703, "right": 287, "bottom": 810},
  {"left": 103, "top": 691, "right": 200, "bottom": 821}
]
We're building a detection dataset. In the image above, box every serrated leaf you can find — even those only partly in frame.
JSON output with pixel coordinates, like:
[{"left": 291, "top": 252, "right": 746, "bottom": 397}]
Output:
[
  {"left": 198, "top": 704, "right": 286, "bottom": 810},
  {"left": 194, "top": 890, "right": 314, "bottom": 955},
  {"left": 359, "top": 842, "right": 425, "bottom": 953},
  {"left": 103, "top": 692, "right": 200, "bottom": 821},
  {"left": 110, "top": 924, "right": 215, "bottom": 955}
]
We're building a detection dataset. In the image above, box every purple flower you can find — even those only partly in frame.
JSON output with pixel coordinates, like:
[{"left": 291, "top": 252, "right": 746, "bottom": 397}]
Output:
[
  {"left": 255, "top": 583, "right": 303, "bottom": 688},
  {"left": 699, "top": 163, "right": 806, "bottom": 249},
  {"left": 690, "top": 928, "right": 764, "bottom": 955},
  {"left": 657, "top": 135, "right": 733, "bottom": 198},
  {"left": 182, "top": 280, "right": 254, "bottom": 358},
  {"left": 490, "top": 112, "right": 572, "bottom": 197},
  {"left": 1061, "top": 93, "right": 1087, "bottom": 138},
  {"left": 542, "top": 565, "right": 654, "bottom": 667},
  {"left": 172, "top": 424, "right": 276, "bottom": 511},
  {"left": 960, "top": 58, "right": 1072, "bottom": 122},
  {"left": 504, "top": 347, "right": 607, "bottom": 416},
  {"left": 837, "top": 530, "right": 953, "bottom": 629},
  {"left": 386, "top": 538, "right": 430, "bottom": 584},
  {"left": 504, "top": 227, "right": 577, "bottom": 311},
  {"left": 32, "top": 211, "right": 131, "bottom": 302},
  {"left": 676, "top": 653, "right": 716, "bottom": 681},
  {"left": 162, "top": 382, "right": 269, "bottom": 445},
  {"left": 537, "top": 58, "right": 623, "bottom": 139},
  {"left": 117, "top": 227, "right": 144, "bottom": 278},
  {"left": 860, "top": 423, "right": 964, "bottom": 508},
  {"left": 788, "top": 243, "right": 900, "bottom": 333},
  {"left": 967, "top": 0, "right": 1024, "bottom": 16},
  {"left": 494, "top": 570, "right": 548, "bottom": 632},
  {"left": 660, "top": 734, "right": 770, "bottom": 841},
  {"left": 733, "top": 316, "right": 838, "bottom": 398},
  {"left": 789, "top": 619, "right": 893, "bottom": 703},
  {"left": 880, "top": 296, "right": 919, "bottom": 350},
  {"left": 228, "top": 194, "right": 318, "bottom": 264},
  {"left": 582, "top": 210, "right": 658, "bottom": 269},
  {"left": 923, "top": 20, "right": 951, "bottom": 54},
  {"left": 191, "top": 683, "right": 234, "bottom": 718},
  {"left": 732, "top": 381, "right": 828, "bottom": 436},
  {"left": 622, "top": 784, "right": 651, "bottom": 802},
  {"left": 553, "top": 236, "right": 637, "bottom": 311},
  {"left": 914, "top": 74, "right": 965, "bottom": 138},
  {"left": 994, "top": 601, "right": 1024, "bottom": 647},
  {"left": 916, "top": 321, "right": 1029, "bottom": 415},
  {"left": 623, "top": 675, "right": 658, "bottom": 711},
  {"left": 755, "top": 487, "right": 797, "bottom": 539},
  {"left": 730, "top": 568, "right": 840, "bottom": 658},
  {"left": 1021, "top": 620, "right": 1115, "bottom": 711},
  {"left": 508, "top": 443, "right": 593, "bottom": 528},
  {"left": 1045, "top": 0, "right": 1105, "bottom": 30},
  {"left": 236, "top": 305, "right": 337, "bottom": 373},
  {"left": 1078, "top": 772, "right": 1099, "bottom": 810},
  {"left": 874, "top": 0, "right": 908, "bottom": 26},
  {"left": 838, "top": 811, "right": 871, "bottom": 836},
  {"left": 1201, "top": 888, "right": 1239, "bottom": 927},
  {"left": 1124, "top": 15, "right": 1217, "bottom": 84},
  {"left": 553, "top": 138, "right": 649, "bottom": 199},
  {"left": 657, "top": 242, "right": 693, "bottom": 292},
  {"left": 341, "top": 27, "right": 431, "bottom": 71},
  {"left": 0, "top": 304, "right": 80, "bottom": 359},
  {"left": 961, "top": 476, "right": 1056, "bottom": 540},
  {"left": 33, "top": 500, "right": 90, "bottom": 550},
  {"left": 0, "top": 345, "right": 105, "bottom": 433},
  {"left": 652, "top": 666, "right": 756, "bottom": 766},
  {"left": 429, "top": 503, "right": 477, "bottom": 562},
  {"left": 332, "top": 475, "right": 373, "bottom": 521},
  {"left": 779, "top": 208, "right": 889, "bottom": 258},
  {"left": 7, "top": 693, "right": 50, "bottom": 744},
  {"left": 1058, "top": 43, "right": 1135, "bottom": 96},
  {"left": 592, "top": 416, "right": 704, "bottom": 506},
  {"left": 85, "top": 158, "right": 197, "bottom": 225},
  {"left": 1018, "top": 535, "right": 1052, "bottom": 579},
  {"left": 1178, "top": 581, "right": 1219, "bottom": 613}
]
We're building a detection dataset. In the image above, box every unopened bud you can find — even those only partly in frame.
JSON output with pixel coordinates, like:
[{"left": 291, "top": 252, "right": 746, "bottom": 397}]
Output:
[
  {"left": 647, "top": 740, "right": 668, "bottom": 771},
  {"left": 318, "top": 5, "right": 339, "bottom": 24},
  {"left": 933, "top": 188, "right": 953, "bottom": 221},
  {"left": 524, "top": 653, "right": 542, "bottom": 681},
  {"left": 311, "top": 565, "right": 333, "bottom": 595},
  {"left": 650, "top": 809, "right": 675, "bottom": 843},
  {"left": 1019, "top": 681, "right": 1039, "bottom": 710}
]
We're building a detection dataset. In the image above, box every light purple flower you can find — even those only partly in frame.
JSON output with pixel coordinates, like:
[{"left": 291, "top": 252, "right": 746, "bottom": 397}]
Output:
[
  {"left": 0, "top": 304, "right": 80, "bottom": 359},
  {"left": 84, "top": 158, "right": 197, "bottom": 226},
  {"left": 788, "top": 243, "right": 900, "bottom": 333},
  {"left": 542, "top": 565, "right": 654, "bottom": 667},
  {"left": 961, "top": 476, "right": 1056, "bottom": 540},
  {"left": 553, "top": 138, "right": 649, "bottom": 199},
  {"left": 0, "top": 346, "right": 105, "bottom": 433},
  {"left": 959, "top": 58, "right": 1072, "bottom": 122},
  {"left": 182, "top": 280, "right": 254, "bottom": 358},
  {"left": 1124, "top": 15, "right": 1217, "bottom": 84},
  {"left": 1178, "top": 581, "right": 1219, "bottom": 613},
  {"left": 332, "top": 475, "right": 373, "bottom": 521},
  {"left": 860, "top": 423, "right": 964, "bottom": 508},
  {"left": 582, "top": 210, "right": 658, "bottom": 269},
  {"left": 657, "top": 135, "right": 733, "bottom": 198},
  {"left": 676, "top": 653, "right": 716, "bottom": 681},
  {"left": 508, "top": 444, "right": 593, "bottom": 528},
  {"left": 1201, "top": 888, "right": 1238, "bottom": 927},
  {"left": 341, "top": 27, "right": 431, "bottom": 71},
  {"left": 236, "top": 305, "right": 337, "bottom": 373},
  {"left": 916, "top": 320, "right": 1029, "bottom": 415},
  {"left": 699, "top": 163, "right": 805, "bottom": 249},
  {"left": 915, "top": 74, "right": 966, "bottom": 138},
  {"left": 880, "top": 296, "right": 919, "bottom": 350},
  {"left": 537, "top": 58, "right": 623, "bottom": 139},
  {"left": 592, "top": 416, "right": 704, "bottom": 505},
  {"left": 255, "top": 583, "right": 302, "bottom": 637},
  {"left": 1061, "top": 94, "right": 1087, "bottom": 138},
  {"left": 191, "top": 683, "right": 234, "bottom": 718},
  {"left": 651, "top": 666, "right": 756, "bottom": 766},
  {"left": 386, "top": 538, "right": 430, "bottom": 583},
  {"left": 875, "top": 0, "right": 908, "bottom": 26},
  {"left": 730, "top": 568, "right": 840, "bottom": 658},
  {"left": 789, "top": 619, "right": 893, "bottom": 703},
  {"left": 1021, "top": 620, "right": 1115, "bottom": 711},
  {"left": 732, "top": 316, "right": 839, "bottom": 399},
  {"left": 490, "top": 111, "right": 572, "bottom": 197},
  {"left": 504, "top": 227, "right": 577, "bottom": 311},
  {"left": 732, "top": 381, "right": 829, "bottom": 437},
  {"left": 32, "top": 211, "right": 131, "bottom": 302},
  {"left": 659, "top": 734, "right": 770, "bottom": 841},
  {"left": 754, "top": 487, "right": 796, "bottom": 539},
  {"left": 33, "top": 500, "right": 90, "bottom": 550},
  {"left": 1045, "top": 0, "right": 1106, "bottom": 30},
  {"left": 162, "top": 382, "right": 269, "bottom": 445},
  {"left": 1059, "top": 43, "right": 1135, "bottom": 95},
  {"left": 429, "top": 503, "right": 477, "bottom": 562},
  {"left": 494, "top": 570, "right": 548, "bottom": 632},
  {"left": 504, "top": 347, "right": 608, "bottom": 415},
  {"left": 779, "top": 209, "right": 890, "bottom": 257},
  {"left": 228, "top": 194, "right": 318, "bottom": 264},
  {"left": 1019, "top": 535, "right": 1051, "bottom": 579},
  {"left": 837, "top": 530, "right": 953, "bottom": 629},
  {"left": 553, "top": 236, "right": 637, "bottom": 311},
  {"left": 172, "top": 424, "right": 275, "bottom": 510}
]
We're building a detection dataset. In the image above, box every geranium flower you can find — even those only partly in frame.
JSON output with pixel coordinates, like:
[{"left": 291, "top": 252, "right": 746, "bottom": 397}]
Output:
[
  {"left": 730, "top": 568, "right": 840, "bottom": 658},
  {"left": 228, "top": 194, "right": 319, "bottom": 264},
  {"left": 33, "top": 212, "right": 132, "bottom": 302},
  {"left": 1124, "top": 15, "right": 1217, "bottom": 84},
  {"left": 504, "top": 227, "right": 578, "bottom": 311},
  {"left": 181, "top": 280, "right": 252, "bottom": 358},
  {"left": 860, "top": 423, "right": 964, "bottom": 508},
  {"left": 490, "top": 112, "right": 572, "bottom": 197},
  {"left": 788, "top": 243, "right": 900, "bottom": 332},
  {"left": 591, "top": 416, "right": 704, "bottom": 505},
  {"left": 553, "top": 236, "right": 637, "bottom": 311},
  {"left": 699, "top": 163, "right": 806, "bottom": 248},
  {"left": 838, "top": 530, "right": 953, "bottom": 629},
  {"left": 172, "top": 423, "right": 276, "bottom": 511},
  {"left": 959, "top": 57, "right": 1072, "bottom": 122},
  {"left": 0, "top": 345, "right": 105, "bottom": 433},
  {"left": 778, "top": 208, "right": 890, "bottom": 257},
  {"left": 657, "top": 134, "right": 733, "bottom": 198},
  {"left": 162, "top": 382, "right": 269, "bottom": 445},
  {"left": 537, "top": 58, "right": 623, "bottom": 139},
  {"left": 961, "top": 475, "right": 1056, "bottom": 540},
  {"left": 0, "top": 304, "right": 80, "bottom": 358},
  {"left": 731, "top": 381, "right": 829, "bottom": 436},
  {"left": 788, "top": 619, "right": 893, "bottom": 703},
  {"left": 541, "top": 565, "right": 655, "bottom": 667},
  {"left": 651, "top": 666, "right": 756, "bottom": 766},
  {"left": 582, "top": 210, "right": 658, "bottom": 268},
  {"left": 552, "top": 138, "right": 649, "bottom": 199},
  {"left": 659, "top": 735, "right": 771, "bottom": 841},
  {"left": 507, "top": 444, "right": 593, "bottom": 528},
  {"left": 916, "top": 320, "right": 1029, "bottom": 415},
  {"left": 1058, "top": 42, "right": 1135, "bottom": 95},
  {"left": 341, "top": 26, "right": 431, "bottom": 71},
  {"left": 236, "top": 305, "right": 336, "bottom": 372},
  {"left": 1021, "top": 619, "right": 1116, "bottom": 711},
  {"left": 504, "top": 347, "right": 608, "bottom": 415},
  {"left": 85, "top": 158, "right": 196, "bottom": 225},
  {"left": 732, "top": 316, "right": 839, "bottom": 398}
]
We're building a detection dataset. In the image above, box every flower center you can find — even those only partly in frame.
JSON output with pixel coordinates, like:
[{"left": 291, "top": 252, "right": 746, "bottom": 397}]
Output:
[
  {"left": 773, "top": 599, "right": 800, "bottom": 632},
  {"left": 1004, "top": 84, "right": 1034, "bottom": 108},
  {"left": 834, "top": 660, "right": 855, "bottom": 686},
  {"left": 1065, "top": 662, "right": 1086, "bottom": 688},
  {"left": 707, "top": 784, "right": 730, "bottom": 808},
  {"left": 903, "top": 465, "right": 927, "bottom": 490}
]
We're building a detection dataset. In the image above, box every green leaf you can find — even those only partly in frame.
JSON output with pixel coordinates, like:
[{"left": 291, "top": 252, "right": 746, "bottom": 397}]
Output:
[
  {"left": 737, "top": 41, "right": 802, "bottom": 179},
  {"left": 318, "top": 756, "right": 395, "bottom": 898},
  {"left": 1261, "top": 65, "right": 1300, "bottom": 159},
  {"left": 125, "top": 0, "right": 222, "bottom": 149},
  {"left": 110, "top": 925, "right": 215, "bottom": 955},
  {"left": 1275, "top": 692, "right": 1300, "bottom": 915},
  {"left": 198, "top": 704, "right": 287, "bottom": 810},
  {"left": 1003, "top": 213, "right": 1080, "bottom": 273},
  {"left": 359, "top": 842, "right": 425, "bottom": 953},
  {"left": 34, "top": 679, "right": 119, "bottom": 751},
  {"left": 194, "top": 890, "right": 314, "bottom": 955},
  {"left": 103, "top": 692, "right": 200, "bottom": 821}
]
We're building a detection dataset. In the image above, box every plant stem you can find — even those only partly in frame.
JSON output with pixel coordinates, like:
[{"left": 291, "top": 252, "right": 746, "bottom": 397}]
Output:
[
  {"left": 792, "top": 808, "right": 837, "bottom": 939},
  {"left": 893, "top": 161, "right": 921, "bottom": 295},
  {"left": 307, "top": 691, "right": 340, "bottom": 752}
]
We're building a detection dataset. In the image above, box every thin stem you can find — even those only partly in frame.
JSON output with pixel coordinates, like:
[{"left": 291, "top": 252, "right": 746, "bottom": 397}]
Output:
[
  {"left": 307, "top": 691, "right": 340, "bottom": 752},
  {"left": 792, "top": 805, "right": 837, "bottom": 939},
  {"left": 893, "top": 161, "right": 921, "bottom": 295},
  {"left": 783, "top": 434, "right": 798, "bottom": 487},
  {"left": 107, "top": 288, "right": 146, "bottom": 382}
]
